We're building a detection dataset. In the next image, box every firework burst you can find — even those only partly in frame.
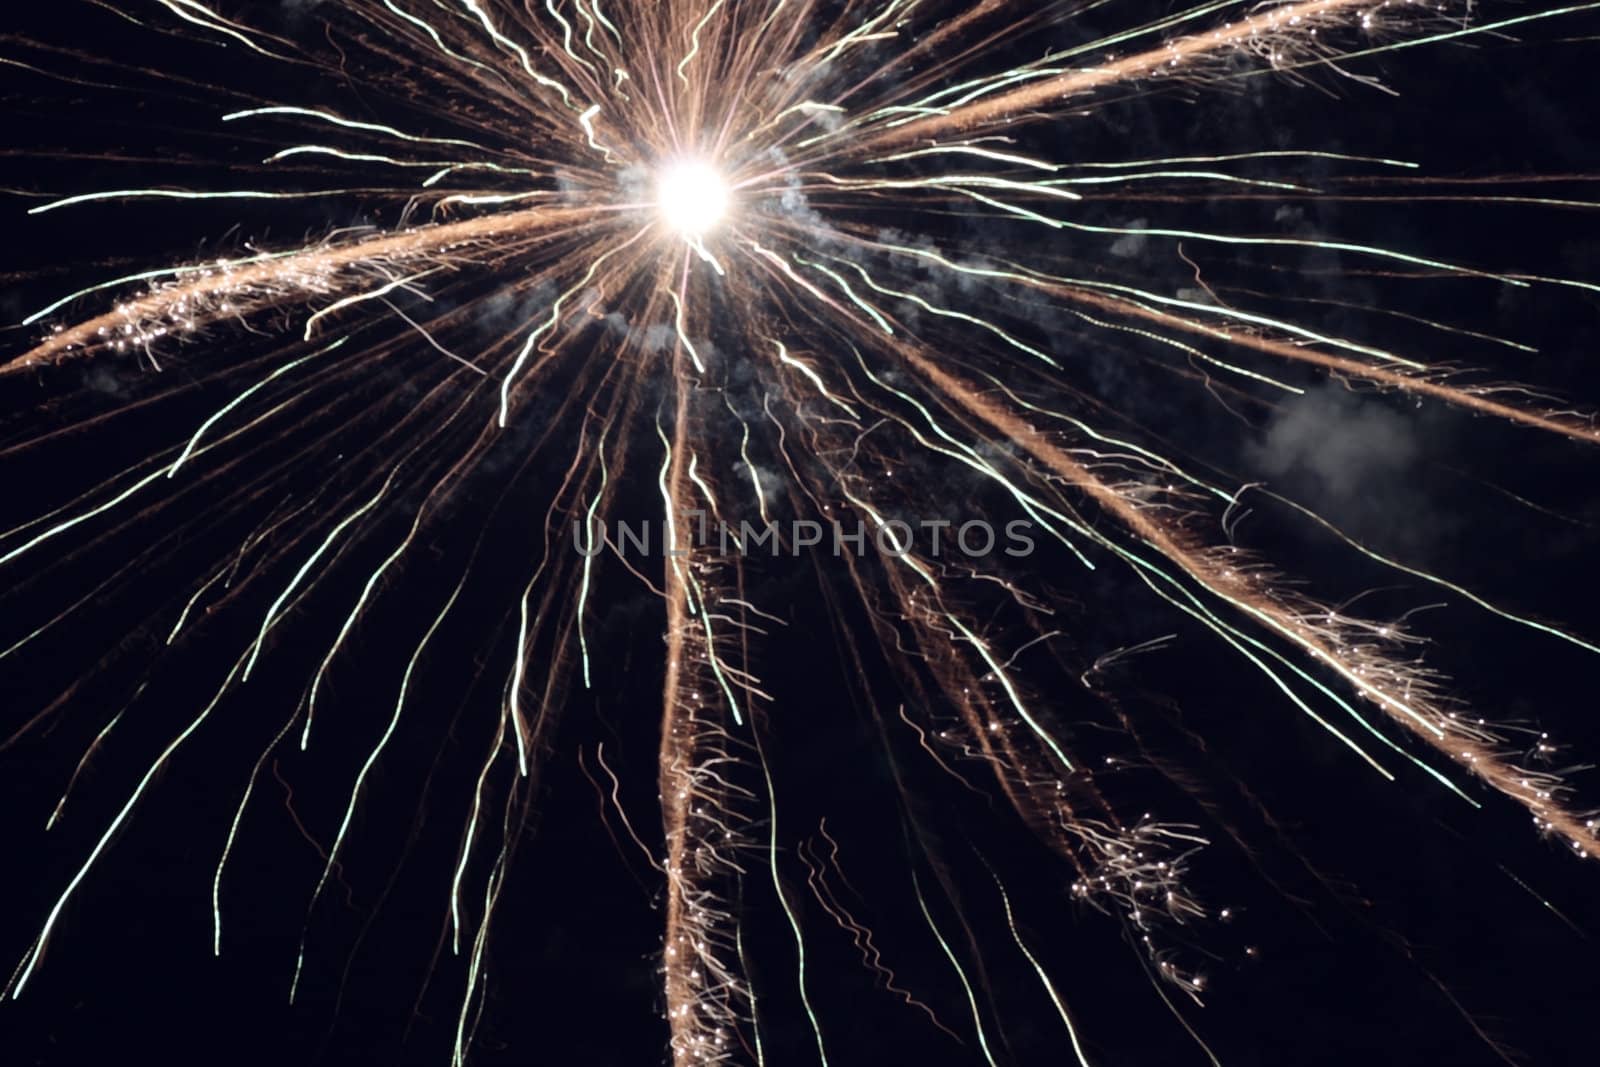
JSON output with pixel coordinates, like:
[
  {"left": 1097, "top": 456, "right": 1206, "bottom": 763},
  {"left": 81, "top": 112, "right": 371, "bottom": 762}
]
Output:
[{"left": 3, "top": 1, "right": 1599, "bottom": 1063}]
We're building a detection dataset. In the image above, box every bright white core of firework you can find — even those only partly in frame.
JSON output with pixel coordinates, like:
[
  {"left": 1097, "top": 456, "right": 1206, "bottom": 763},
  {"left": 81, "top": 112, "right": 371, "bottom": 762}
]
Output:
[{"left": 656, "top": 160, "right": 730, "bottom": 237}]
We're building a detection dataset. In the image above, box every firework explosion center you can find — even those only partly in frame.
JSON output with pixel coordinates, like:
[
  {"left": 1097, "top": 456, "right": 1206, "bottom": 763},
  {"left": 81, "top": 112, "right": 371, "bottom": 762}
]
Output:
[{"left": 655, "top": 159, "right": 732, "bottom": 237}]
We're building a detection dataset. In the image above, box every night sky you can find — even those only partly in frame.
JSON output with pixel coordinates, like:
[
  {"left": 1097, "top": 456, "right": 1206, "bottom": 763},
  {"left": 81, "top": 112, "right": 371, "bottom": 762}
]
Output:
[{"left": 3, "top": 3, "right": 1600, "bottom": 1065}]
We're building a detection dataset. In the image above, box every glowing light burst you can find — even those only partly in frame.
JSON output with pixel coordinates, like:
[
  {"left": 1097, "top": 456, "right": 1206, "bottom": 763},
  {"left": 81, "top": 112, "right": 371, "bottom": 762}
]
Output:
[
  {"left": 1, "top": 1, "right": 1598, "bottom": 1064},
  {"left": 657, "top": 160, "right": 732, "bottom": 237}
]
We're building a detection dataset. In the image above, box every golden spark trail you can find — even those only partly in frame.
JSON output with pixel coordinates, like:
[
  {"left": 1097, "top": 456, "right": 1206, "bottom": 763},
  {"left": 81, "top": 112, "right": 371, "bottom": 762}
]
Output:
[
  {"left": 1052, "top": 284, "right": 1600, "bottom": 446},
  {"left": 894, "top": 342, "right": 1600, "bottom": 859},
  {"left": 3, "top": 205, "right": 598, "bottom": 373},
  {"left": 845, "top": 235, "right": 1600, "bottom": 445},
  {"left": 865, "top": 0, "right": 1411, "bottom": 149},
  {"left": 658, "top": 345, "right": 748, "bottom": 1066}
]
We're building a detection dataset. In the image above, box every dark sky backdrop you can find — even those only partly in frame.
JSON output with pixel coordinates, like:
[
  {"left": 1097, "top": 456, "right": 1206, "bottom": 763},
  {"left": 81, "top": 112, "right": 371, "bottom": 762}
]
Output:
[{"left": 3, "top": 3, "right": 1600, "bottom": 1065}]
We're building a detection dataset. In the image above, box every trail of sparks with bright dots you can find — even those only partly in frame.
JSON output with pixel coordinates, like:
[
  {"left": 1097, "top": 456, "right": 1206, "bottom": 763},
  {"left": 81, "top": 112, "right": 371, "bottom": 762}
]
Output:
[{"left": 3, "top": 1, "right": 1600, "bottom": 1064}]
